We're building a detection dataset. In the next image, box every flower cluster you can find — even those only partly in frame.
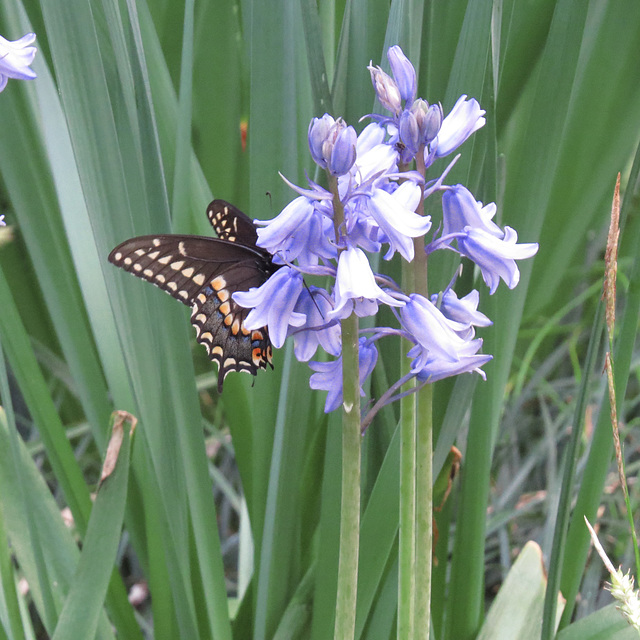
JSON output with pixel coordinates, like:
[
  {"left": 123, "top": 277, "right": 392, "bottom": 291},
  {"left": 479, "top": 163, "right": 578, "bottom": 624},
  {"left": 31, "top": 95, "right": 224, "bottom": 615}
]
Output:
[
  {"left": 0, "top": 32, "right": 37, "bottom": 93},
  {"left": 234, "top": 46, "right": 538, "bottom": 416}
]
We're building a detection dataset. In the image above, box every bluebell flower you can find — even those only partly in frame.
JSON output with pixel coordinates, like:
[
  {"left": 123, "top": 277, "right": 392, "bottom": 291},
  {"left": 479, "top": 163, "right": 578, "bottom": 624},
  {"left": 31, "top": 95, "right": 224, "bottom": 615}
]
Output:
[
  {"left": 309, "top": 338, "right": 378, "bottom": 412},
  {"left": 255, "top": 191, "right": 336, "bottom": 267},
  {"left": 400, "top": 294, "right": 480, "bottom": 364},
  {"left": 414, "top": 350, "right": 492, "bottom": 383},
  {"left": 233, "top": 267, "right": 306, "bottom": 348},
  {"left": 329, "top": 244, "right": 404, "bottom": 321},
  {"left": 308, "top": 115, "right": 357, "bottom": 176},
  {"left": 434, "top": 289, "right": 492, "bottom": 334},
  {"left": 441, "top": 184, "right": 503, "bottom": 238},
  {"left": 0, "top": 33, "right": 37, "bottom": 92},
  {"left": 349, "top": 129, "right": 399, "bottom": 184},
  {"left": 368, "top": 181, "right": 430, "bottom": 261},
  {"left": 457, "top": 226, "right": 539, "bottom": 294},
  {"left": 387, "top": 45, "right": 417, "bottom": 104},
  {"left": 290, "top": 286, "right": 341, "bottom": 361},
  {"left": 402, "top": 294, "right": 492, "bottom": 382},
  {"left": 234, "top": 44, "right": 538, "bottom": 418},
  {"left": 355, "top": 122, "right": 387, "bottom": 154},
  {"left": 432, "top": 95, "right": 485, "bottom": 158}
]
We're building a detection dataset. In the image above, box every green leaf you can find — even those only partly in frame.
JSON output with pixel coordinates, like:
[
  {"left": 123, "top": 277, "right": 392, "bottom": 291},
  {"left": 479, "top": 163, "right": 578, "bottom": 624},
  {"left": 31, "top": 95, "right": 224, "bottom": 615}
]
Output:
[
  {"left": 477, "top": 542, "right": 564, "bottom": 640},
  {"left": 52, "top": 413, "right": 134, "bottom": 640}
]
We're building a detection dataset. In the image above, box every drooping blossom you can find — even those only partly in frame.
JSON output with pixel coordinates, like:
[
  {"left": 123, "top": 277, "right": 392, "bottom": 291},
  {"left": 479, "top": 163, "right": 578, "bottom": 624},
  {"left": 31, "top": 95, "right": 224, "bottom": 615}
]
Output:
[{"left": 0, "top": 33, "right": 37, "bottom": 93}]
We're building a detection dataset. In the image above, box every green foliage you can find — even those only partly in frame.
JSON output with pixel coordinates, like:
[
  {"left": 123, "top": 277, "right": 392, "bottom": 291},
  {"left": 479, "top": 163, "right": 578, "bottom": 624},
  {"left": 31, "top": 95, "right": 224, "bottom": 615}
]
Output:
[{"left": 1, "top": 0, "right": 640, "bottom": 638}]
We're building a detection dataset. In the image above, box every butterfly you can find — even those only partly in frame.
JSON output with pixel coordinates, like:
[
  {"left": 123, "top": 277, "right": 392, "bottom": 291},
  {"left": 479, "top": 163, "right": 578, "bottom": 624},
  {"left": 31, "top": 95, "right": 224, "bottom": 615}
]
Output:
[{"left": 109, "top": 200, "right": 280, "bottom": 392}]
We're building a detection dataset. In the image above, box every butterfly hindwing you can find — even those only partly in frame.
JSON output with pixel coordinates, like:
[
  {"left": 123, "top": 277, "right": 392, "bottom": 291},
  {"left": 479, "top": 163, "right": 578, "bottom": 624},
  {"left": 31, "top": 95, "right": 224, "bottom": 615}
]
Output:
[
  {"left": 190, "top": 277, "right": 273, "bottom": 388},
  {"left": 109, "top": 201, "right": 278, "bottom": 392}
]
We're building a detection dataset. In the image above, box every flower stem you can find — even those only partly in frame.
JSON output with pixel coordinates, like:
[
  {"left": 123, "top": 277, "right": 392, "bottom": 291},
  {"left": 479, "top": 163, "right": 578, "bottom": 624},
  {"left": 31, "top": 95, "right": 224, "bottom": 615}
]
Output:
[
  {"left": 399, "top": 392, "right": 417, "bottom": 637},
  {"left": 398, "top": 256, "right": 417, "bottom": 639},
  {"left": 413, "top": 149, "right": 433, "bottom": 639},
  {"left": 415, "top": 382, "right": 433, "bottom": 640},
  {"left": 329, "top": 174, "right": 361, "bottom": 640}
]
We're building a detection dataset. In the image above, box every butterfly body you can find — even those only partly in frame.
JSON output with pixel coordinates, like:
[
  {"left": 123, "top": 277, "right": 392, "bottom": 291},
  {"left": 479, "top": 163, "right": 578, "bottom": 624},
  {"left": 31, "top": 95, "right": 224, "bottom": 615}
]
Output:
[{"left": 109, "top": 200, "right": 279, "bottom": 392}]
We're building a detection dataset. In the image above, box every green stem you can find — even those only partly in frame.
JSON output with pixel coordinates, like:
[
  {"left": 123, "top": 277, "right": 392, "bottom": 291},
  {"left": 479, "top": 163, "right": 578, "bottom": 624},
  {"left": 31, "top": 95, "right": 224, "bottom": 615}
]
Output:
[
  {"left": 329, "top": 174, "right": 361, "bottom": 640},
  {"left": 398, "top": 262, "right": 417, "bottom": 639},
  {"left": 415, "top": 383, "right": 433, "bottom": 640},
  {"left": 411, "top": 149, "right": 433, "bottom": 639}
]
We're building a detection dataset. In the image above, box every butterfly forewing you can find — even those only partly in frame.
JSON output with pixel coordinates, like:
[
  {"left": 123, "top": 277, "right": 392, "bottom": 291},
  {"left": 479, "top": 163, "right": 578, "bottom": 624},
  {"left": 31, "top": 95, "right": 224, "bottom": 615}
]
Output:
[
  {"left": 109, "top": 201, "right": 278, "bottom": 392},
  {"left": 207, "top": 200, "right": 259, "bottom": 245}
]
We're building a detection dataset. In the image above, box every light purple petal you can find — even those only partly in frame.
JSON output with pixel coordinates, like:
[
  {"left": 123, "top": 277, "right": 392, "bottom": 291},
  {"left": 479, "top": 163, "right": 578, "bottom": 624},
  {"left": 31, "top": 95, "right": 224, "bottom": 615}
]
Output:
[
  {"left": 368, "top": 182, "right": 430, "bottom": 261},
  {"left": 356, "top": 122, "right": 387, "bottom": 155},
  {"left": 458, "top": 226, "right": 538, "bottom": 294},
  {"left": 0, "top": 32, "right": 37, "bottom": 87},
  {"left": 442, "top": 184, "right": 503, "bottom": 238},
  {"left": 329, "top": 245, "right": 403, "bottom": 320},
  {"left": 308, "top": 114, "right": 335, "bottom": 168},
  {"left": 387, "top": 45, "right": 417, "bottom": 103},
  {"left": 436, "top": 289, "right": 492, "bottom": 328},
  {"left": 309, "top": 338, "right": 378, "bottom": 412},
  {"left": 329, "top": 125, "right": 357, "bottom": 175},
  {"left": 414, "top": 351, "right": 492, "bottom": 383},
  {"left": 291, "top": 287, "right": 341, "bottom": 361},
  {"left": 233, "top": 268, "right": 305, "bottom": 348},
  {"left": 432, "top": 95, "right": 485, "bottom": 158},
  {"left": 401, "top": 294, "right": 479, "bottom": 363}
]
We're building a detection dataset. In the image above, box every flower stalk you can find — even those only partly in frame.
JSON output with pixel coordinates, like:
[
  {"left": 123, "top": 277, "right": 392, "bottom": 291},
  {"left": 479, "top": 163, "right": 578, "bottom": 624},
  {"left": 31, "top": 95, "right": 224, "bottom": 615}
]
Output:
[
  {"left": 329, "top": 173, "right": 362, "bottom": 640},
  {"left": 398, "top": 341, "right": 417, "bottom": 638},
  {"left": 412, "top": 146, "right": 433, "bottom": 640},
  {"left": 233, "top": 44, "right": 538, "bottom": 640}
]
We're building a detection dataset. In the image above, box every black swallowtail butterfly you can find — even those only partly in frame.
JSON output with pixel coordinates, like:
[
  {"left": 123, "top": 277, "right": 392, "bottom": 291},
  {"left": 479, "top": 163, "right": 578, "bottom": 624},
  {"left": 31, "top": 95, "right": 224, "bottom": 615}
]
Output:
[{"left": 109, "top": 200, "right": 280, "bottom": 392}]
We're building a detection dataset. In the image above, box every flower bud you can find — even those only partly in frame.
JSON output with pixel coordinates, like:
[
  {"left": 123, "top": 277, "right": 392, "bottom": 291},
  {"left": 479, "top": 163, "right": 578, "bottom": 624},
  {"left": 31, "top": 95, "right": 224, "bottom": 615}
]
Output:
[
  {"left": 308, "top": 114, "right": 335, "bottom": 169},
  {"left": 308, "top": 115, "right": 357, "bottom": 176},
  {"left": 423, "top": 103, "right": 443, "bottom": 145},
  {"left": 387, "top": 45, "right": 416, "bottom": 104},
  {"left": 398, "top": 109, "right": 420, "bottom": 156},
  {"left": 327, "top": 123, "right": 357, "bottom": 175},
  {"left": 368, "top": 63, "right": 402, "bottom": 114}
]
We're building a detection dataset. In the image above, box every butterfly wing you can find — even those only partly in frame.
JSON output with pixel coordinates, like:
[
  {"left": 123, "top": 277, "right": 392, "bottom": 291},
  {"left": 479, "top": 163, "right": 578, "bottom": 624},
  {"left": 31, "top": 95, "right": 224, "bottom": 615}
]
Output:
[
  {"left": 109, "top": 233, "right": 275, "bottom": 392},
  {"left": 207, "top": 199, "right": 259, "bottom": 245}
]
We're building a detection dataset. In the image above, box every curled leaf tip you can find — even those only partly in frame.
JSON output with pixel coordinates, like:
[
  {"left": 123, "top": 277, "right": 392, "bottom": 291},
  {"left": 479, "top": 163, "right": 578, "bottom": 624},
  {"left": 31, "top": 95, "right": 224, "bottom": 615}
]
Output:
[{"left": 100, "top": 411, "right": 137, "bottom": 485}]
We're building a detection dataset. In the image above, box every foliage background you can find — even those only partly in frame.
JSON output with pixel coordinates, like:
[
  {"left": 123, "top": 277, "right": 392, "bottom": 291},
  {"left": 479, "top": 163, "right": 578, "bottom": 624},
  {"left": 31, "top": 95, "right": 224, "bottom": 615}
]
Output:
[{"left": 0, "top": 0, "right": 640, "bottom": 639}]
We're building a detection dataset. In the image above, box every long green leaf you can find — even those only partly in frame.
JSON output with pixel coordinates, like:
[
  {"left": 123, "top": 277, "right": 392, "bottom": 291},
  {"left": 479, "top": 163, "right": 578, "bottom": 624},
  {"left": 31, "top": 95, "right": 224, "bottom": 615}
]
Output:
[{"left": 52, "top": 414, "right": 133, "bottom": 640}]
